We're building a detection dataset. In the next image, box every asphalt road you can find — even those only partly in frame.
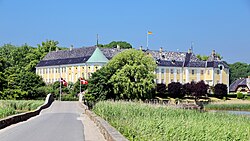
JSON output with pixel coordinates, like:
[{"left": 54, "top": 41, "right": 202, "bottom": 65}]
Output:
[{"left": 0, "top": 101, "right": 104, "bottom": 141}]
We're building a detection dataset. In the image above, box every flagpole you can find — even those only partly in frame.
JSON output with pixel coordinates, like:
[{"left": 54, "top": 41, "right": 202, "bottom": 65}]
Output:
[
  {"left": 80, "top": 78, "right": 81, "bottom": 94},
  {"left": 59, "top": 65, "right": 62, "bottom": 101},
  {"left": 146, "top": 32, "right": 149, "bottom": 50}
]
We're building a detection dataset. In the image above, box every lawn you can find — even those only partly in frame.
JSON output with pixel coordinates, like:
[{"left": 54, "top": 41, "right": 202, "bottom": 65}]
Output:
[
  {"left": 93, "top": 101, "right": 250, "bottom": 141},
  {"left": 0, "top": 100, "right": 44, "bottom": 119}
]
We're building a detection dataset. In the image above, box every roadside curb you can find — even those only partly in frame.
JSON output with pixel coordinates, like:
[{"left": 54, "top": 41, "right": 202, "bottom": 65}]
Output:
[
  {"left": 80, "top": 102, "right": 128, "bottom": 141},
  {"left": 0, "top": 94, "right": 54, "bottom": 129}
]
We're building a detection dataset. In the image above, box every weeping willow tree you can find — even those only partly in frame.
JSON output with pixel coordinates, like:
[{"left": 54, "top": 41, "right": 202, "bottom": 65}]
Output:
[{"left": 88, "top": 49, "right": 156, "bottom": 101}]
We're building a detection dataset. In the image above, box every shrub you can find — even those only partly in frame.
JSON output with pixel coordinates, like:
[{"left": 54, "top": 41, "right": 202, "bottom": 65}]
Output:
[
  {"left": 155, "top": 83, "right": 167, "bottom": 97},
  {"left": 237, "top": 93, "right": 244, "bottom": 99},
  {"left": 61, "top": 94, "right": 78, "bottom": 101},
  {"left": 168, "top": 82, "right": 183, "bottom": 98},
  {"left": 214, "top": 83, "right": 228, "bottom": 99}
]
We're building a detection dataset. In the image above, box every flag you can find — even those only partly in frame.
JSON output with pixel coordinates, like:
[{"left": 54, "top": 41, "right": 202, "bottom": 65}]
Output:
[
  {"left": 60, "top": 78, "right": 68, "bottom": 86},
  {"left": 147, "top": 31, "right": 152, "bottom": 35},
  {"left": 80, "top": 77, "right": 88, "bottom": 85}
]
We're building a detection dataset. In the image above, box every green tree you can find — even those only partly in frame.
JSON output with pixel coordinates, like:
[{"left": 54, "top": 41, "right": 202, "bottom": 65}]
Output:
[
  {"left": 100, "top": 41, "right": 132, "bottom": 49},
  {"left": 229, "top": 62, "right": 250, "bottom": 84},
  {"left": 88, "top": 49, "right": 156, "bottom": 101},
  {"left": 196, "top": 54, "right": 209, "bottom": 61}
]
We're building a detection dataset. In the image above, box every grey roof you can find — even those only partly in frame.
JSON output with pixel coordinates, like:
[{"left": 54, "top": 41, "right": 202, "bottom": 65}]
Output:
[
  {"left": 229, "top": 78, "right": 248, "bottom": 92},
  {"left": 100, "top": 48, "right": 126, "bottom": 60},
  {"left": 146, "top": 50, "right": 187, "bottom": 61},
  {"left": 206, "top": 61, "right": 229, "bottom": 68},
  {"left": 37, "top": 46, "right": 229, "bottom": 69},
  {"left": 43, "top": 46, "right": 96, "bottom": 60},
  {"left": 36, "top": 46, "right": 124, "bottom": 67}
]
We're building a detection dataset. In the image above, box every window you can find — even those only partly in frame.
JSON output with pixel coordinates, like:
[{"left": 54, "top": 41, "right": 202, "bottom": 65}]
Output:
[
  {"left": 82, "top": 73, "right": 85, "bottom": 78},
  {"left": 156, "top": 79, "right": 159, "bottom": 84},
  {"left": 177, "top": 69, "right": 179, "bottom": 74},
  {"left": 207, "top": 70, "right": 210, "bottom": 75},
  {"left": 170, "top": 69, "right": 174, "bottom": 74},
  {"left": 217, "top": 70, "right": 220, "bottom": 75},
  {"left": 192, "top": 70, "right": 194, "bottom": 75},
  {"left": 56, "top": 68, "right": 58, "bottom": 73},
  {"left": 155, "top": 69, "right": 159, "bottom": 73},
  {"left": 184, "top": 79, "right": 186, "bottom": 82},
  {"left": 161, "top": 79, "right": 164, "bottom": 83},
  {"left": 201, "top": 70, "right": 204, "bottom": 75},
  {"left": 161, "top": 68, "right": 164, "bottom": 73}
]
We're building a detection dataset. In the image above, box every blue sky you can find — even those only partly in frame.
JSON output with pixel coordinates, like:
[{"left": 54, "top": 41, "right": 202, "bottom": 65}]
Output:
[{"left": 0, "top": 0, "right": 249, "bottom": 63}]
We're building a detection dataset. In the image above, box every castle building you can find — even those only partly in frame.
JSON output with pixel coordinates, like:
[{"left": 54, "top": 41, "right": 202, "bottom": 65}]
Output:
[{"left": 36, "top": 46, "right": 229, "bottom": 88}]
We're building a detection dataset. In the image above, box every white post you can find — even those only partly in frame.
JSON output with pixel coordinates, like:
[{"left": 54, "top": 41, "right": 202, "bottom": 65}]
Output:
[{"left": 146, "top": 32, "right": 148, "bottom": 50}]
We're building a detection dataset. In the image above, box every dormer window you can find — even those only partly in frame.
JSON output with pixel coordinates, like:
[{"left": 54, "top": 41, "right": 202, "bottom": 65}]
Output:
[{"left": 171, "top": 60, "right": 176, "bottom": 64}]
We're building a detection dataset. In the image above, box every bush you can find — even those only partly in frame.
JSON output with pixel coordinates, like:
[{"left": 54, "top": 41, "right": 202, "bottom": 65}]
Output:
[
  {"left": 155, "top": 83, "right": 167, "bottom": 97},
  {"left": 61, "top": 94, "right": 78, "bottom": 101},
  {"left": 214, "top": 83, "right": 228, "bottom": 99},
  {"left": 237, "top": 93, "right": 244, "bottom": 99},
  {"left": 168, "top": 82, "right": 183, "bottom": 98}
]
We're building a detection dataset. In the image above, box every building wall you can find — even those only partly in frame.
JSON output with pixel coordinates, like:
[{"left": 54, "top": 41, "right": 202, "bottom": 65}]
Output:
[
  {"left": 36, "top": 63, "right": 229, "bottom": 87},
  {"left": 154, "top": 66, "right": 229, "bottom": 87},
  {"left": 36, "top": 63, "right": 103, "bottom": 84}
]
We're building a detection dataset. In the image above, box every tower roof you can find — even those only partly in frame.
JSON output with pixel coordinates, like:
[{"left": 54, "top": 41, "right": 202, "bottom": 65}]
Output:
[{"left": 86, "top": 47, "right": 109, "bottom": 63}]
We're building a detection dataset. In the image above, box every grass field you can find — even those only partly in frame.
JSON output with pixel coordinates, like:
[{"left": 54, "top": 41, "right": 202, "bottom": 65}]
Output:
[
  {"left": 0, "top": 100, "right": 44, "bottom": 119},
  {"left": 93, "top": 101, "right": 250, "bottom": 141},
  {"left": 205, "top": 103, "right": 250, "bottom": 111}
]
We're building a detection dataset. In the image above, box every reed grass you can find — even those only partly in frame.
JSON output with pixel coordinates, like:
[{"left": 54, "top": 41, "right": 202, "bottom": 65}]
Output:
[
  {"left": 93, "top": 101, "right": 250, "bottom": 141},
  {"left": 0, "top": 100, "right": 44, "bottom": 119}
]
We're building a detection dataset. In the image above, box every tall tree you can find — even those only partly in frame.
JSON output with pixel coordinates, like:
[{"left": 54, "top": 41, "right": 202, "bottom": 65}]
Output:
[
  {"left": 88, "top": 49, "right": 156, "bottom": 100},
  {"left": 229, "top": 62, "right": 250, "bottom": 84},
  {"left": 99, "top": 41, "right": 132, "bottom": 49}
]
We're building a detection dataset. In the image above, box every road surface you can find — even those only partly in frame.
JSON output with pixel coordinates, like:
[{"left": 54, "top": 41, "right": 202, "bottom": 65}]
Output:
[{"left": 0, "top": 101, "right": 105, "bottom": 141}]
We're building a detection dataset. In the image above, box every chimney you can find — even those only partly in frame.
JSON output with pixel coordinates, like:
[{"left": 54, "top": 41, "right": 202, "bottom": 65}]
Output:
[
  {"left": 70, "top": 45, "right": 73, "bottom": 51},
  {"left": 117, "top": 44, "right": 120, "bottom": 50},
  {"left": 139, "top": 46, "right": 143, "bottom": 50},
  {"left": 212, "top": 50, "right": 216, "bottom": 56},
  {"left": 159, "top": 47, "right": 163, "bottom": 53}
]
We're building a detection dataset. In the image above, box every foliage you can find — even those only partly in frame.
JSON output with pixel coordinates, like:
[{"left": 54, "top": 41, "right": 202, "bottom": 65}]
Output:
[
  {"left": 182, "top": 82, "right": 195, "bottom": 96},
  {"left": 155, "top": 83, "right": 167, "bottom": 97},
  {"left": 193, "top": 81, "right": 208, "bottom": 100},
  {"left": 61, "top": 94, "right": 78, "bottom": 101},
  {"left": 72, "top": 78, "right": 88, "bottom": 95},
  {"left": 168, "top": 82, "right": 183, "bottom": 98},
  {"left": 214, "top": 83, "right": 228, "bottom": 99},
  {"left": 88, "top": 49, "right": 156, "bottom": 101},
  {"left": 93, "top": 101, "right": 250, "bottom": 141},
  {"left": 196, "top": 54, "right": 209, "bottom": 61},
  {"left": 236, "top": 92, "right": 244, "bottom": 99},
  {"left": 98, "top": 41, "right": 132, "bottom": 49},
  {"left": 0, "top": 41, "right": 64, "bottom": 100},
  {"left": 229, "top": 62, "right": 250, "bottom": 84},
  {"left": 0, "top": 100, "right": 43, "bottom": 119},
  {"left": 205, "top": 104, "right": 250, "bottom": 111}
]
